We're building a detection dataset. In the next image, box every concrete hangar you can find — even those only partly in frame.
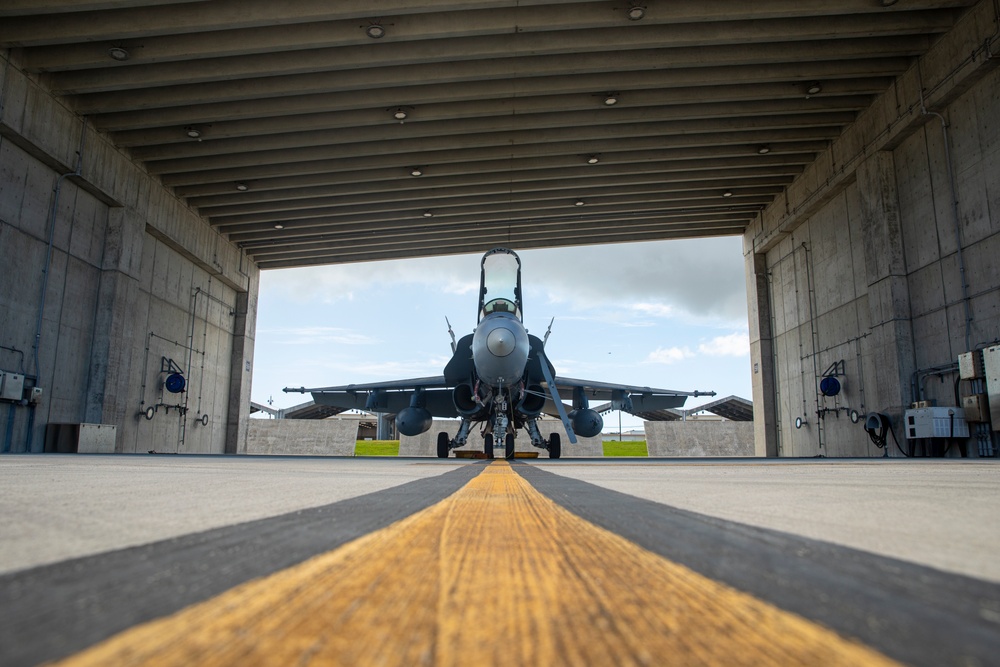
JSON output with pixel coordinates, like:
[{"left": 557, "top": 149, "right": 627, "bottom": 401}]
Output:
[{"left": 0, "top": 1, "right": 998, "bottom": 458}]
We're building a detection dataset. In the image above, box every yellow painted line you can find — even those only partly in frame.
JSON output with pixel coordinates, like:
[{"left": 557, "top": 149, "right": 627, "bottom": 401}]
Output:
[{"left": 53, "top": 461, "right": 899, "bottom": 666}]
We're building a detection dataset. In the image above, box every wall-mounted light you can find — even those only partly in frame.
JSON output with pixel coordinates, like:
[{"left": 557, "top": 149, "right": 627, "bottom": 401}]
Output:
[
  {"left": 795, "top": 416, "right": 806, "bottom": 429},
  {"left": 587, "top": 155, "right": 600, "bottom": 164},
  {"left": 273, "top": 224, "right": 284, "bottom": 229},
  {"left": 574, "top": 200, "right": 586, "bottom": 206},
  {"left": 603, "top": 93, "right": 619, "bottom": 106},
  {"left": 108, "top": 46, "right": 130, "bottom": 61},
  {"left": 410, "top": 167, "right": 423, "bottom": 177},
  {"left": 235, "top": 183, "right": 249, "bottom": 192},
  {"left": 806, "top": 81, "right": 822, "bottom": 96},
  {"left": 722, "top": 191, "right": 733, "bottom": 198},
  {"left": 366, "top": 23, "right": 386, "bottom": 39},
  {"left": 423, "top": 211, "right": 434, "bottom": 217},
  {"left": 393, "top": 108, "right": 408, "bottom": 121},
  {"left": 757, "top": 145, "right": 771, "bottom": 155},
  {"left": 185, "top": 127, "right": 201, "bottom": 139}
]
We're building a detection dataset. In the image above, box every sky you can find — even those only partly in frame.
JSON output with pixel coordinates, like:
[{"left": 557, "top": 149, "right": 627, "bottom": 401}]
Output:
[{"left": 251, "top": 237, "right": 752, "bottom": 432}]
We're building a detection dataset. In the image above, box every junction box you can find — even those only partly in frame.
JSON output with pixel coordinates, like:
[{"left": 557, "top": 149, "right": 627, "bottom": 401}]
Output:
[{"left": 0, "top": 371, "right": 25, "bottom": 402}]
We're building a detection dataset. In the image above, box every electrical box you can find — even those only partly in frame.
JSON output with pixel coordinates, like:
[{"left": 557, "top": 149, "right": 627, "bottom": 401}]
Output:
[
  {"left": 962, "top": 394, "right": 990, "bottom": 423},
  {"left": 0, "top": 371, "right": 24, "bottom": 401},
  {"left": 959, "top": 350, "right": 985, "bottom": 379},
  {"left": 985, "top": 345, "right": 1000, "bottom": 430},
  {"left": 904, "top": 407, "right": 970, "bottom": 439}
]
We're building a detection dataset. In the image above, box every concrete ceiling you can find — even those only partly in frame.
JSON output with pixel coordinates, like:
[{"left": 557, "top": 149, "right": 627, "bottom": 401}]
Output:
[{"left": 0, "top": 0, "right": 977, "bottom": 268}]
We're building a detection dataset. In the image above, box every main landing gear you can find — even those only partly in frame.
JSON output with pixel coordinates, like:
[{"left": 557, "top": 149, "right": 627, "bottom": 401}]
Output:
[
  {"left": 484, "top": 433, "right": 495, "bottom": 459},
  {"left": 548, "top": 432, "right": 561, "bottom": 459}
]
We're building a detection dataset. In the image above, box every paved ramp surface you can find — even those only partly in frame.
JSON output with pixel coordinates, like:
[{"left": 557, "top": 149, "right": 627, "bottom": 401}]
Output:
[{"left": 1, "top": 456, "right": 998, "bottom": 666}]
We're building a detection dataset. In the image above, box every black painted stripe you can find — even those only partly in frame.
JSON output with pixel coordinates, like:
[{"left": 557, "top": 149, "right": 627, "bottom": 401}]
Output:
[
  {"left": 0, "top": 463, "right": 486, "bottom": 667},
  {"left": 513, "top": 463, "right": 1000, "bottom": 667}
]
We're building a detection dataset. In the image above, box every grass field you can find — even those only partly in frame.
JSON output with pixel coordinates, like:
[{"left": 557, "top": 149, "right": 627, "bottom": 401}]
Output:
[
  {"left": 602, "top": 440, "right": 648, "bottom": 457},
  {"left": 354, "top": 440, "right": 400, "bottom": 456},
  {"left": 354, "top": 440, "right": 648, "bottom": 456}
]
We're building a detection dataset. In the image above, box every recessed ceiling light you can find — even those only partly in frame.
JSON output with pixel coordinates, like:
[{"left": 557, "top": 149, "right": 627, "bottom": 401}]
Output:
[
  {"left": 603, "top": 94, "right": 619, "bottom": 106},
  {"left": 757, "top": 145, "right": 771, "bottom": 154},
  {"left": 366, "top": 23, "right": 386, "bottom": 39},
  {"left": 423, "top": 210, "right": 434, "bottom": 217},
  {"left": 587, "top": 155, "right": 600, "bottom": 164},
  {"left": 235, "top": 183, "right": 248, "bottom": 192},
  {"left": 880, "top": 0, "right": 898, "bottom": 6},
  {"left": 722, "top": 191, "right": 733, "bottom": 198},
  {"left": 185, "top": 127, "right": 201, "bottom": 139},
  {"left": 806, "top": 82, "right": 822, "bottom": 95},
  {"left": 626, "top": 5, "right": 646, "bottom": 20},
  {"left": 108, "top": 46, "right": 130, "bottom": 61},
  {"left": 273, "top": 224, "right": 284, "bottom": 229},
  {"left": 393, "top": 108, "right": 408, "bottom": 121},
  {"left": 574, "top": 200, "right": 586, "bottom": 206},
  {"left": 410, "top": 167, "right": 423, "bottom": 177}
]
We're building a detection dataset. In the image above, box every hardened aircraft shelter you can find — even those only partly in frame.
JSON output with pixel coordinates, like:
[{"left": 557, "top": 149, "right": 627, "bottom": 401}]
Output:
[{"left": 1, "top": 0, "right": 999, "bottom": 456}]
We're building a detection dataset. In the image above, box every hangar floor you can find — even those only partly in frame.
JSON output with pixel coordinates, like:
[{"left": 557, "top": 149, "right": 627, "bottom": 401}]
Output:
[{"left": 2, "top": 456, "right": 998, "bottom": 666}]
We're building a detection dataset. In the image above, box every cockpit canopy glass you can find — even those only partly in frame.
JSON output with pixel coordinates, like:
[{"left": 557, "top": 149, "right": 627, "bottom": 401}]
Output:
[{"left": 479, "top": 248, "right": 522, "bottom": 321}]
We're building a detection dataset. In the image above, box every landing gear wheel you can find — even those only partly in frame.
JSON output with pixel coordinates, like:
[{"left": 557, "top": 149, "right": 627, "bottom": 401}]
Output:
[
  {"left": 484, "top": 433, "right": 495, "bottom": 459},
  {"left": 437, "top": 432, "right": 450, "bottom": 459},
  {"left": 505, "top": 433, "right": 515, "bottom": 460},
  {"left": 549, "top": 433, "right": 561, "bottom": 459}
]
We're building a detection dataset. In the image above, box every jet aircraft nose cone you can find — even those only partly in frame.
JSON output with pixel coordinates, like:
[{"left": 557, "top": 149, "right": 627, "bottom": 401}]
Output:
[{"left": 487, "top": 327, "right": 516, "bottom": 357}]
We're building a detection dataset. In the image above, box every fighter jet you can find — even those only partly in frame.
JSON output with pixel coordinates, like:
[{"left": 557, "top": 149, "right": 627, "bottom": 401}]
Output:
[{"left": 285, "top": 248, "right": 713, "bottom": 459}]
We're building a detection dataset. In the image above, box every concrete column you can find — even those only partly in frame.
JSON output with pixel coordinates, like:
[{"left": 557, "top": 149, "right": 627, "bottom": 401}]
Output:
[
  {"left": 226, "top": 271, "right": 258, "bottom": 454},
  {"left": 84, "top": 209, "right": 144, "bottom": 440},
  {"left": 857, "top": 151, "right": 915, "bottom": 444},
  {"left": 744, "top": 249, "right": 778, "bottom": 457}
]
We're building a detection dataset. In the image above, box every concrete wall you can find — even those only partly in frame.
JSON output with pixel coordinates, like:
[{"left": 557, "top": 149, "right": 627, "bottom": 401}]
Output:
[
  {"left": 0, "top": 52, "right": 259, "bottom": 454},
  {"left": 400, "top": 418, "right": 603, "bottom": 457},
  {"left": 744, "top": 5, "right": 1000, "bottom": 457},
  {"left": 245, "top": 419, "right": 358, "bottom": 456},
  {"left": 644, "top": 421, "right": 754, "bottom": 457}
]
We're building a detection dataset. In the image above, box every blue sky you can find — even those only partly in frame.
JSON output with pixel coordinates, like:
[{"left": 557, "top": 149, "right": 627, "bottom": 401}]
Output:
[{"left": 251, "top": 238, "right": 752, "bottom": 431}]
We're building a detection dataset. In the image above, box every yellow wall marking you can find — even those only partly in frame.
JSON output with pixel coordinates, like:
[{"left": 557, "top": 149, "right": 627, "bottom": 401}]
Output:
[{"left": 54, "top": 462, "right": 899, "bottom": 666}]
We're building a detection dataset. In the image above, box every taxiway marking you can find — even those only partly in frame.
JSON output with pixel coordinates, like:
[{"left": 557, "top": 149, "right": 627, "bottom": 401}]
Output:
[{"left": 53, "top": 461, "right": 897, "bottom": 666}]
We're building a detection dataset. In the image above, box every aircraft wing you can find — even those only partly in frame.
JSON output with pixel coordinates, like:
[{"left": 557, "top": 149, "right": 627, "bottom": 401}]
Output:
[
  {"left": 543, "top": 376, "right": 714, "bottom": 414},
  {"left": 284, "top": 376, "right": 459, "bottom": 417}
]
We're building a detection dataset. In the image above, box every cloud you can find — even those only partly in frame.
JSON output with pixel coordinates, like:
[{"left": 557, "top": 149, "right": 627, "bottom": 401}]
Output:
[
  {"left": 645, "top": 346, "right": 694, "bottom": 364},
  {"left": 259, "top": 238, "right": 747, "bottom": 324},
  {"left": 261, "top": 254, "right": 479, "bottom": 304},
  {"left": 698, "top": 332, "right": 750, "bottom": 357},
  {"left": 259, "top": 326, "right": 377, "bottom": 346},
  {"left": 520, "top": 238, "right": 747, "bottom": 323},
  {"left": 630, "top": 303, "right": 675, "bottom": 318}
]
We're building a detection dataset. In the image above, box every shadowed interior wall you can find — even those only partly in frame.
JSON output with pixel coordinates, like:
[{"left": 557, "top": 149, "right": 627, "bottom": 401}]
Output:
[
  {"left": 0, "top": 54, "right": 259, "bottom": 454},
  {"left": 745, "top": 63, "right": 1000, "bottom": 457}
]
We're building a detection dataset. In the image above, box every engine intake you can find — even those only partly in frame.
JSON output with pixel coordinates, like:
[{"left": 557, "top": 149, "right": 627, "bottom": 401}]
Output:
[
  {"left": 452, "top": 383, "right": 489, "bottom": 419},
  {"left": 516, "top": 384, "right": 546, "bottom": 417}
]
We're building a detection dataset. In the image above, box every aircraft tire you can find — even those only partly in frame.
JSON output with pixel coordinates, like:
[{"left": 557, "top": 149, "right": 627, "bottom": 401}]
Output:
[
  {"left": 504, "top": 433, "right": 515, "bottom": 460},
  {"left": 549, "top": 433, "right": 561, "bottom": 459},
  {"left": 484, "top": 433, "right": 495, "bottom": 459},
  {"left": 437, "top": 432, "right": 450, "bottom": 459}
]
